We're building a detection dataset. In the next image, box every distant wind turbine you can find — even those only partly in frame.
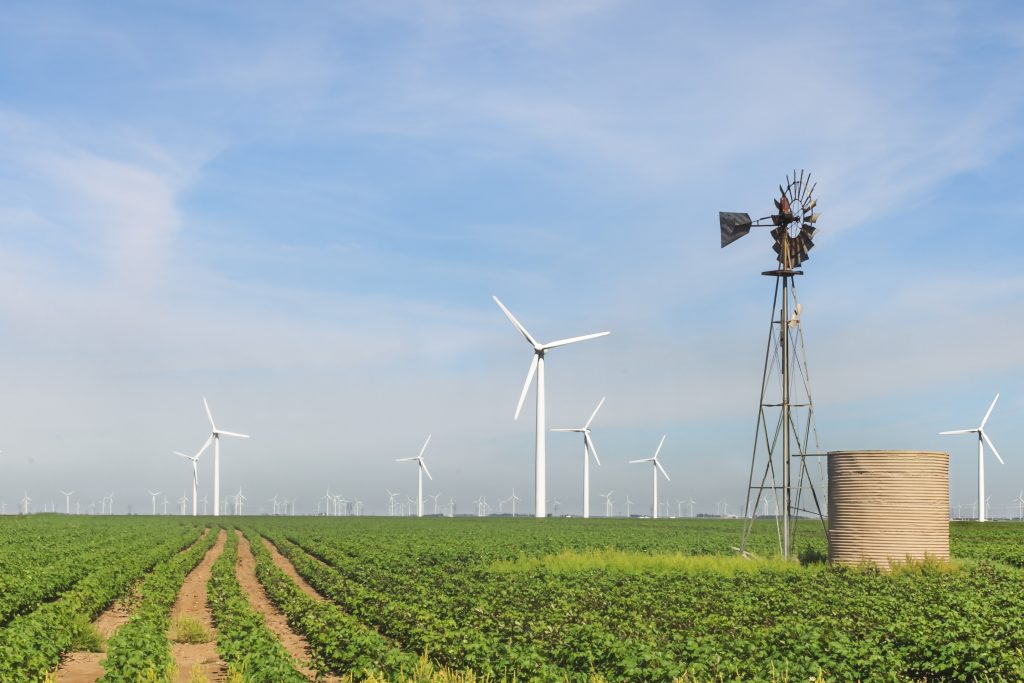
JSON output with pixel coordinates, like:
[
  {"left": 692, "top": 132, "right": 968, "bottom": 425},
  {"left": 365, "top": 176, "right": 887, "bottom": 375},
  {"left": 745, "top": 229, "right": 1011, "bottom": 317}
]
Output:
[
  {"left": 60, "top": 490, "right": 74, "bottom": 514},
  {"left": 552, "top": 397, "right": 605, "bottom": 519},
  {"left": 396, "top": 435, "right": 433, "bottom": 518},
  {"left": 147, "top": 490, "right": 161, "bottom": 515},
  {"left": 174, "top": 439, "right": 210, "bottom": 516},
  {"left": 493, "top": 296, "right": 610, "bottom": 518},
  {"left": 20, "top": 491, "right": 31, "bottom": 515},
  {"left": 201, "top": 397, "right": 249, "bottom": 518},
  {"left": 601, "top": 490, "right": 614, "bottom": 517},
  {"left": 940, "top": 393, "right": 1004, "bottom": 522},
  {"left": 629, "top": 435, "right": 670, "bottom": 519}
]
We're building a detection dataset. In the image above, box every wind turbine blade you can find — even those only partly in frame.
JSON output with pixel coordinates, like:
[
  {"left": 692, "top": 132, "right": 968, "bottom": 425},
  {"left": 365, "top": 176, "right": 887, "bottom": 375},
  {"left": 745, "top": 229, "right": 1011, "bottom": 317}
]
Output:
[
  {"left": 492, "top": 296, "right": 539, "bottom": 347},
  {"left": 396, "top": 457, "right": 417, "bottom": 462},
  {"left": 543, "top": 331, "right": 610, "bottom": 349},
  {"left": 653, "top": 434, "right": 667, "bottom": 459},
  {"left": 421, "top": 459, "right": 433, "bottom": 480},
  {"left": 656, "top": 459, "right": 671, "bottom": 481},
  {"left": 418, "top": 434, "right": 432, "bottom": 459},
  {"left": 981, "top": 393, "right": 1000, "bottom": 429},
  {"left": 173, "top": 451, "right": 190, "bottom": 459},
  {"left": 195, "top": 436, "right": 213, "bottom": 458},
  {"left": 550, "top": 428, "right": 581, "bottom": 432},
  {"left": 939, "top": 429, "right": 975, "bottom": 435},
  {"left": 629, "top": 457, "right": 654, "bottom": 464},
  {"left": 514, "top": 354, "right": 539, "bottom": 421},
  {"left": 585, "top": 397, "right": 606, "bottom": 429},
  {"left": 218, "top": 430, "right": 250, "bottom": 439},
  {"left": 584, "top": 432, "right": 601, "bottom": 466},
  {"left": 203, "top": 397, "right": 216, "bottom": 430},
  {"left": 982, "top": 431, "right": 1004, "bottom": 465}
]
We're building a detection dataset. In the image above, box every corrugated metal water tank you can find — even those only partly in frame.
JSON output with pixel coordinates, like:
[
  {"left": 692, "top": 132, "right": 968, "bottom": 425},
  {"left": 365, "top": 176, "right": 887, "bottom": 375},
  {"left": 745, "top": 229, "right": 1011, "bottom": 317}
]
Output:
[{"left": 828, "top": 451, "right": 949, "bottom": 568}]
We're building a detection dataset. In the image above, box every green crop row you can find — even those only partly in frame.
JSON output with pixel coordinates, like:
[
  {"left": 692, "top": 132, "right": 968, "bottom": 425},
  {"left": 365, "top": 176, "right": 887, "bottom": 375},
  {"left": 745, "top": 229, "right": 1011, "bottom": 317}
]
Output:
[
  {"left": 99, "top": 527, "right": 219, "bottom": 682},
  {"left": 206, "top": 529, "right": 306, "bottom": 682},
  {"left": 0, "top": 523, "right": 202, "bottom": 681},
  {"left": 241, "top": 527, "right": 419, "bottom": 679}
]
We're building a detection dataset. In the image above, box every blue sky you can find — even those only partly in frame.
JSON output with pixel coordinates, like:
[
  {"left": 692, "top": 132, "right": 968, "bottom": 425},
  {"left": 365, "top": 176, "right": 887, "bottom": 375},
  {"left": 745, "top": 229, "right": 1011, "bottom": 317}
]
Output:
[{"left": 1, "top": 1, "right": 1022, "bottom": 516}]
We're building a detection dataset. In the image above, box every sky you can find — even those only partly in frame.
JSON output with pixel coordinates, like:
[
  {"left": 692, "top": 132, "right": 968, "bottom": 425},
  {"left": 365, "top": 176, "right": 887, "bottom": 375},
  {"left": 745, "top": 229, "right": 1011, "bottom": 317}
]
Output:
[{"left": 1, "top": 1, "right": 1023, "bottom": 517}]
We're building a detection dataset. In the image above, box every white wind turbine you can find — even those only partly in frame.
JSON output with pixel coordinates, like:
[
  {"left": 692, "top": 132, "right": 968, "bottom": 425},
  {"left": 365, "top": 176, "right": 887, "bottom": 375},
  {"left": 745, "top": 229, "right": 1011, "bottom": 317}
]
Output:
[
  {"left": 1013, "top": 491, "right": 1024, "bottom": 521},
  {"left": 510, "top": 489, "right": 521, "bottom": 517},
  {"left": 493, "top": 296, "right": 610, "bottom": 518},
  {"left": 940, "top": 393, "right": 1003, "bottom": 522},
  {"left": 552, "top": 397, "right": 605, "bottom": 519},
  {"left": 178, "top": 491, "right": 189, "bottom": 516},
  {"left": 629, "top": 435, "right": 670, "bottom": 519},
  {"left": 600, "top": 490, "right": 614, "bottom": 517},
  {"left": 60, "top": 490, "right": 74, "bottom": 514},
  {"left": 625, "top": 495, "right": 634, "bottom": 517},
  {"left": 20, "top": 491, "right": 31, "bottom": 515},
  {"left": 201, "top": 397, "right": 249, "bottom": 518},
  {"left": 147, "top": 490, "right": 161, "bottom": 515},
  {"left": 428, "top": 493, "right": 441, "bottom": 515},
  {"left": 386, "top": 490, "right": 400, "bottom": 517},
  {"left": 396, "top": 435, "right": 433, "bottom": 518},
  {"left": 174, "top": 440, "right": 210, "bottom": 517}
]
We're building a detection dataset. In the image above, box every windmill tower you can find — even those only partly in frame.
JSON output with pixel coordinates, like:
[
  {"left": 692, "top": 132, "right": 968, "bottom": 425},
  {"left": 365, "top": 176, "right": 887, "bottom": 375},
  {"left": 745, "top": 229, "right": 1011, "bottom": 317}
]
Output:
[{"left": 719, "top": 170, "right": 826, "bottom": 560}]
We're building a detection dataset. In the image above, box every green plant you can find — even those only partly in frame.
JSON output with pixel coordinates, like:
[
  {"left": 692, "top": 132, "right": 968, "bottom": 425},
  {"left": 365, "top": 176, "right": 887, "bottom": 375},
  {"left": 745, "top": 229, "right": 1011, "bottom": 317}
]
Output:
[{"left": 170, "top": 615, "right": 210, "bottom": 644}]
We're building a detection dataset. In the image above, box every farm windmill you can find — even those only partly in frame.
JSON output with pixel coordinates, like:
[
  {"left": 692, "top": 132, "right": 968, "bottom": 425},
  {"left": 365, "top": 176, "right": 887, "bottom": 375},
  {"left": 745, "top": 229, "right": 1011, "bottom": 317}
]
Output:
[{"left": 721, "top": 171, "right": 826, "bottom": 560}]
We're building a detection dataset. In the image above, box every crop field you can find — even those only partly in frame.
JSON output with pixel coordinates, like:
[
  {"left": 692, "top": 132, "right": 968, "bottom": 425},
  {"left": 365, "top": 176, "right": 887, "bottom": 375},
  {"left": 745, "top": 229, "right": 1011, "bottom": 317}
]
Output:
[{"left": 2, "top": 516, "right": 1024, "bottom": 682}]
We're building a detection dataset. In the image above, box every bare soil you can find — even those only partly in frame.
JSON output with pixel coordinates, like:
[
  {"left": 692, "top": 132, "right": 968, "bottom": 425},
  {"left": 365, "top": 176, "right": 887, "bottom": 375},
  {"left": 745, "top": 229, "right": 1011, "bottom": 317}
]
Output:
[
  {"left": 235, "top": 531, "right": 334, "bottom": 681},
  {"left": 170, "top": 528, "right": 228, "bottom": 683},
  {"left": 262, "top": 536, "right": 323, "bottom": 602},
  {"left": 54, "top": 585, "right": 140, "bottom": 682}
]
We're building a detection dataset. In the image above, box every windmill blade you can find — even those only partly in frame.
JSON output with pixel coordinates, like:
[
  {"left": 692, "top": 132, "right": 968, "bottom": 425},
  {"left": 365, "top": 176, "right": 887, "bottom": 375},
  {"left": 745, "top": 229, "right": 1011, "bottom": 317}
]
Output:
[
  {"left": 656, "top": 459, "right": 671, "bottom": 481},
  {"left": 982, "top": 431, "right": 1004, "bottom": 465},
  {"left": 584, "top": 432, "right": 601, "bottom": 466},
  {"left": 653, "top": 434, "right": 667, "bottom": 459},
  {"left": 514, "top": 354, "right": 540, "bottom": 421},
  {"left": 939, "top": 429, "right": 976, "bottom": 435},
  {"left": 203, "top": 397, "right": 216, "bottom": 430},
  {"left": 629, "top": 457, "right": 654, "bottom": 464},
  {"left": 418, "top": 434, "right": 432, "bottom": 459},
  {"left": 420, "top": 459, "right": 433, "bottom": 481},
  {"left": 550, "top": 428, "right": 583, "bottom": 432},
  {"left": 492, "top": 296, "right": 539, "bottom": 347},
  {"left": 543, "top": 331, "right": 610, "bottom": 350},
  {"left": 981, "top": 393, "right": 1000, "bottom": 429},
  {"left": 396, "top": 457, "right": 417, "bottom": 462},
  {"left": 173, "top": 451, "right": 191, "bottom": 459},
  {"left": 218, "top": 430, "right": 250, "bottom": 439},
  {"left": 585, "top": 396, "right": 606, "bottom": 429},
  {"left": 194, "top": 435, "right": 214, "bottom": 458}
]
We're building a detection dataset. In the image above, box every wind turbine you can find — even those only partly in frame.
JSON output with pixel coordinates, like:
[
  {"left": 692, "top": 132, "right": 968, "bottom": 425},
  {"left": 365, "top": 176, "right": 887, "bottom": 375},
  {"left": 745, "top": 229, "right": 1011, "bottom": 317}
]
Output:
[
  {"left": 201, "top": 397, "right": 249, "bottom": 518},
  {"left": 178, "top": 491, "right": 189, "bottom": 516},
  {"left": 474, "top": 496, "right": 486, "bottom": 517},
  {"left": 396, "top": 435, "right": 433, "bottom": 518},
  {"left": 20, "top": 492, "right": 31, "bottom": 515},
  {"left": 201, "top": 496, "right": 209, "bottom": 515},
  {"left": 234, "top": 488, "right": 247, "bottom": 515},
  {"left": 552, "top": 397, "right": 605, "bottom": 519},
  {"left": 625, "top": 495, "right": 634, "bottom": 517},
  {"left": 60, "top": 490, "right": 74, "bottom": 514},
  {"left": 1013, "top": 491, "right": 1024, "bottom": 521},
  {"left": 940, "top": 393, "right": 1004, "bottom": 522},
  {"left": 688, "top": 497, "right": 696, "bottom": 517},
  {"left": 629, "top": 435, "right": 670, "bottom": 519},
  {"left": 600, "top": 490, "right": 614, "bottom": 517},
  {"left": 493, "top": 296, "right": 610, "bottom": 518},
  {"left": 174, "top": 439, "right": 210, "bottom": 516},
  {"left": 147, "top": 490, "right": 161, "bottom": 515},
  {"left": 386, "top": 490, "right": 400, "bottom": 517},
  {"left": 510, "top": 489, "right": 521, "bottom": 517},
  {"left": 428, "top": 493, "right": 441, "bottom": 515}
]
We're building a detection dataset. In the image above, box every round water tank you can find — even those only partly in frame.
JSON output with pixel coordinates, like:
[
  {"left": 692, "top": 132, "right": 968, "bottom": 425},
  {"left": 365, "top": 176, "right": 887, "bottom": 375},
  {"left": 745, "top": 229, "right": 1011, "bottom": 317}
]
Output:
[{"left": 828, "top": 450, "right": 949, "bottom": 568}]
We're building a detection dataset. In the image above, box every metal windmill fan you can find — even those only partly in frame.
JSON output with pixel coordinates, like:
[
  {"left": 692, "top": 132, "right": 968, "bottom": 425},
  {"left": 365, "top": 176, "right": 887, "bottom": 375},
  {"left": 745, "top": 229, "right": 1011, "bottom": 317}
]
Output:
[{"left": 720, "top": 170, "right": 820, "bottom": 271}]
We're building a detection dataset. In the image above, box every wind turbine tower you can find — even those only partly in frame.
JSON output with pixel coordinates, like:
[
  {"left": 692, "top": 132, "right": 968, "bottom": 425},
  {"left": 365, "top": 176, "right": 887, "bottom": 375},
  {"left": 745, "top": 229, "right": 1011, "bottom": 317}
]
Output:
[
  {"left": 61, "top": 491, "right": 74, "bottom": 514},
  {"left": 396, "top": 435, "right": 433, "bottom": 518},
  {"left": 552, "top": 397, "right": 605, "bottom": 518},
  {"left": 147, "top": 490, "right": 161, "bottom": 515},
  {"left": 493, "top": 296, "right": 609, "bottom": 518},
  {"left": 629, "top": 435, "right": 670, "bottom": 518},
  {"left": 202, "top": 397, "right": 249, "bottom": 517},
  {"left": 940, "top": 394, "right": 1004, "bottom": 522}
]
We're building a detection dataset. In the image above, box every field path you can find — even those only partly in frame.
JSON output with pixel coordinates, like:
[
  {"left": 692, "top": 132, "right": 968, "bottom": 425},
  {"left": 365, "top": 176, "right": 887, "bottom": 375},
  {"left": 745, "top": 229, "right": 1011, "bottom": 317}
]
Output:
[
  {"left": 53, "top": 585, "right": 139, "bottom": 682},
  {"left": 263, "top": 535, "right": 323, "bottom": 601},
  {"left": 235, "top": 531, "right": 336, "bottom": 681},
  {"left": 170, "top": 528, "right": 228, "bottom": 683}
]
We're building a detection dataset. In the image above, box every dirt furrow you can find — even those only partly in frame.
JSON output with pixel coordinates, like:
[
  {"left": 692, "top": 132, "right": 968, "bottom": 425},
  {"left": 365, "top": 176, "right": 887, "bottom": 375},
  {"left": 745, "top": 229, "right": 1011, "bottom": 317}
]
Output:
[
  {"left": 235, "top": 531, "right": 331, "bottom": 681},
  {"left": 54, "top": 585, "right": 140, "bottom": 682},
  {"left": 170, "top": 528, "right": 228, "bottom": 683},
  {"left": 262, "top": 536, "right": 324, "bottom": 602}
]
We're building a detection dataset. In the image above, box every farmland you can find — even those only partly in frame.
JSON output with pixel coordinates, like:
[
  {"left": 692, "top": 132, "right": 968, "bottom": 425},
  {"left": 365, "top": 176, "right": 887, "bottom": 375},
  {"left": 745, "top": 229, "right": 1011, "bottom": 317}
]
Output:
[{"left": 2, "top": 516, "right": 1024, "bottom": 681}]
